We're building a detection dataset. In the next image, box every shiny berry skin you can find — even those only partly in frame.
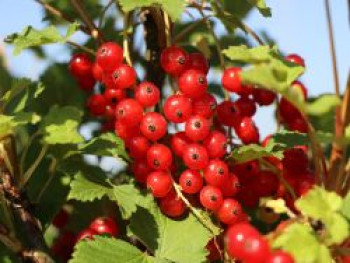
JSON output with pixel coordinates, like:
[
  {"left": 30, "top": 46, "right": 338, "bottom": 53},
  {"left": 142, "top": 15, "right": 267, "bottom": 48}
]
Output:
[
  {"left": 135, "top": 82, "right": 160, "bottom": 107},
  {"left": 88, "top": 94, "right": 107, "bottom": 116},
  {"left": 140, "top": 112, "right": 167, "bottom": 141},
  {"left": 76, "top": 228, "right": 97, "bottom": 242},
  {"left": 147, "top": 144, "right": 173, "bottom": 170},
  {"left": 188, "top": 52, "right": 209, "bottom": 74},
  {"left": 170, "top": 132, "right": 190, "bottom": 156},
  {"left": 164, "top": 94, "right": 192, "bottom": 123},
  {"left": 200, "top": 185, "right": 224, "bottom": 211},
  {"left": 221, "top": 173, "right": 240, "bottom": 197},
  {"left": 146, "top": 171, "right": 172, "bottom": 198},
  {"left": 127, "top": 136, "right": 150, "bottom": 160},
  {"left": 204, "top": 159, "right": 229, "bottom": 187},
  {"left": 192, "top": 93, "right": 217, "bottom": 118},
  {"left": 234, "top": 97, "right": 257, "bottom": 117},
  {"left": 112, "top": 64, "right": 136, "bottom": 89},
  {"left": 179, "top": 169, "right": 203, "bottom": 194},
  {"left": 203, "top": 131, "right": 227, "bottom": 159},
  {"left": 235, "top": 117, "right": 260, "bottom": 144},
  {"left": 182, "top": 144, "right": 209, "bottom": 170},
  {"left": 265, "top": 251, "right": 295, "bottom": 263},
  {"left": 282, "top": 147, "right": 308, "bottom": 173},
  {"left": 89, "top": 217, "right": 119, "bottom": 237},
  {"left": 285, "top": 53, "right": 305, "bottom": 67},
  {"left": 184, "top": 115, "right": 210, "bottom": 142},
  {"left": 222, "top": 67, "right": 242, "bottom": 93},
  {"left": 69, "top": 53, "right": 93, "bottom": 78},
  {"left": 52, "top": 209, "right": 69, "bottom": 229},
  {"left": 217, "top": 199, "right": 242, "bottom": 225},
  {"left": 104, "top": 88, "right": 126, "bottom": 105},
  {"left": 114, "top": 120, "right": 139, "bottom": 141},
  {"left": 131, "top": 160, "right": 151, "bottom": 184},
  {"left": 217, "top": 101, "right": 242, "bottom": 127},
  {"left": 96, "top": 42, "right": 123, "bottom": 72},
  {"left": 159, "top": 191, "right": 186, "bottom": 218},
  {"left": 253, "top": 88, "right": 276, "bottom": 106},
  {"left": 115, "top": 99, "right": 143, "bottom": 126},
  {"left": 92, "top": 63, "right": 103, "bottom": 81},
  {"left": 160, "top": 46, "right": 189, "bottom": 76},
  {"left": 178, "top": 70, "right": 207, "bottom": 99}
]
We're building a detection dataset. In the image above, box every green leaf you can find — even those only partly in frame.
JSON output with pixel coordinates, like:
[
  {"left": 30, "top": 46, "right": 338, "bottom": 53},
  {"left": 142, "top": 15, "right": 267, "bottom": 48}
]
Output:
[
  {"left": 70, "top": 236, "right": 161, "bottom": 263},
  {"left": 230, "top": 143, "right": 284, "bottom": 163},
  {"left": 223, "top": 45, "right": 272, "bottom": 63},
  {"left": 307, "top": 94, "right": 341, "bottom": 116},
  {"left": 272, "top": 223, "right": 331, "bottom": 263},
  {"left": 40, "top": 105, "right": 83, "bottom": 144},
  {"left": 79, "top": 132, "right": 129, "bottom": 161},
  {"left": 129, "top": 196, "right": 215, "bottom": 263},
  {"left": 118, "top": 0, "right": 185, "bottom": 21},
  {"left": 0, "top": 112, "right": 41, "bottom": 136},
  {"left": 246, "top": 0, "right": 271, "bottom": 17},
  {"left": 5, "top": 22, "right": 79, "bottom": 55},
  {"left": 341, "top": 192, "right": 350, "bottom": 220},
  {"left": 295, "top": 187, "right": 349, "bottom": 245},
  {"left": 269, "top": 130, "right": 309, "bottom": 148}
]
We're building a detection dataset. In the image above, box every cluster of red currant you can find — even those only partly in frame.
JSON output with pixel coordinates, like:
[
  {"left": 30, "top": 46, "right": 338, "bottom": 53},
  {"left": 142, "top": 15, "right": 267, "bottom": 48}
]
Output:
[
  {"left": 50, "top": 209, "right": 119, "bottom": 261},
  {"left": 69, "top": 41, "right": 311, "bottom": 262}
]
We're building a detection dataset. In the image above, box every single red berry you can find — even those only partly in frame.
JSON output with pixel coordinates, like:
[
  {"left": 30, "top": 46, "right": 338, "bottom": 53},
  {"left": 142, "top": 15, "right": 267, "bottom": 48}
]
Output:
[
  {"left": 288, "top": 117, "right": 308, "bottom": 133},
  {"left": 192, "top": 93, "right": 217, "bottom": 118},
  {"left": 231, "top": 161, "right": 260, "bottom": 180},
  {"left": 296, "top": 173, "right": 315, "bottom": 196},
  {"left": 160, "top": 46, "right": 189, "bottom": 76},
  {"left": 255, "top": 171, "right": 278, "bottom": 197},
  {"left": 253, "top": 88, "right": 276, "bottom": 106},
  {"left": 234, "top": 97, "right": 257, "bottom": 117},
  {"left": 184, "top": 115, "right": 210, "bottom": 142},
  {"left": 135, "top": 82, "right": 160, "bottom": 107},
  {"left": 206, "top": 238, "right": 221, "bottom": 262},
  {"left": 170, "top": 132, "right": 190, "bottom": 157},
  {"left": 178, "top": 70, "right": 207, "bottom": 99},
  {"left": 221, "top": 173, "right": 240, "bottom": 197},
  {"left": 114, "top": 120, "right": 140, "bottom": 141},
  {"left": 159, "top": 191, "right": 186, "bottom": 218},
  {"left": 140, "top": 112, "right": 167, "bottom": 141},
  {"left": 203, "top": 131, "right": 227, "bottom": 159},
  {"left": 69, "top": 53, "right": 93, "bottom": 78},
  {"left": 52, "top": 209, "right": 69, "bottom": 229},
  {"left": 76, "top": 228, "right": 97, "bottom": 242},
  {"left": 291, "top": 80, "right": 308, "bottom": 98},
  {"left": 164, "top": 94, "right": 192, "bottom": 123},
  {"left": 182, "top": 144, "right": 209, "bottom": 170},
  {"left": 217, "top": 101, "right": 242, "bottom": 127},
  {"left": 279, "top": 99, "right": 301, "bottom": 123},
  {"left": 104, "top": 88, "right": 126, "bottom": 105},
  {"left": 222, "top": 67, "right": 242, "bottom": 93},
  {"left": 147, "top": 144, "right": 173, "bottom": 170},
  {"left": 179, "top": 169, "right": 203, "bottom": 194},
  {"left": 104, "top": 104, "right": 116, "bottom": 119},
  {"left": 188, "top": 52, "right": 209, "bottom": 74},
  {"left": 131, "top": 159, "right": 151, "bottom": 184},
  {"left": 102, "top": 118, "right": 116, "bottom": 132},
  {"left": 88, "top": 94, "right": 107, "bottom": 116},
  {"left": 92, "top": 63, "right": 103, "bottom": 81},
  {"left": 51, "top": 231, "right": 75, "bottom": 260},
  {"left": 112, "top": 64, "right": 136, "bottom": 89},
  {"left": 204, "top": 159, "right": 229, "bottom": 187},
  {"left": 115, "top": 99, "right": 143, "bottom": 126},
  {"left": 78, "top": 75, "right": 96, "bottom": 91},
  {"left": 127, "top": 136, "right": 151, "bottom": 160},
  {"left": 282, "top": 147, "right": 308, "bottom": 174},
  {"left": 200, "top": 185, "right": 224, "bottom": 211},
  {"left": 217, "top": 199, "right": 242, "bottom": 225},
  {"left": 146, "top": 171, "right": 172, "bottom": 198},
  {"left": 265, "top": 251, "right": 295, "bottom": 263},
  {"left": 235, "top": 117, "right": 260, "bottom": 144},
  {"left": 285, "top": 53, "right": 305, "bottom": 67},
  {"left": 96, "top": 42, "right": 123, "bottom": 72},
  {"left": 89, "top": 217, "right": 119, "bottom": 237}
]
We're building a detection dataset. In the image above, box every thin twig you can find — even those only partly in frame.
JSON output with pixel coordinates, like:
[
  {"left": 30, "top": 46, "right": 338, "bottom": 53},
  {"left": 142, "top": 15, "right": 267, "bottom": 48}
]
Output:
[
  {"left": 123, "top": 12, "right": 133, "bottom": 67},
  {"left": 35, "top": 157, "right": 57, "bottom": 203},
  {"left": 19, "top": 132, "right": 40, "bottom": 177},
  {"left": 98, "top": 0, "right": 115, "bottom": 28},
  {"left": 67, "top": 40, "right": 96, "bottom": 55}
]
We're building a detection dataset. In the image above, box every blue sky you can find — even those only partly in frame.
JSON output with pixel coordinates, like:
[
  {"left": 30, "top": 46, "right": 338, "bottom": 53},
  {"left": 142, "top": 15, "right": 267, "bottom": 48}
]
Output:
[{"left": 0, "top": 0, "right": 349, "bottom": 137}]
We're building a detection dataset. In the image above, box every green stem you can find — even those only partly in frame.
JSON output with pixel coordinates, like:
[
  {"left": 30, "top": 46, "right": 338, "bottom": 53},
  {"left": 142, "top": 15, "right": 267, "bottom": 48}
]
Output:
[
  {"left": 67, "top": 40, "right": 96, "bottom": 55},
  {"left": 123, "top": 12, "right": 133, "bottom": 67},
  {"left": 35, "top": 157, "right": 57, "bottom": 203}
]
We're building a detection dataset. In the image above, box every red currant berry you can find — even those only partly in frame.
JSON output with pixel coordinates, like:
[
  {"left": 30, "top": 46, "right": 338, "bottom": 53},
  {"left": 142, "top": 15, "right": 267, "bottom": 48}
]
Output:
[
  {"left": 179, "top": 169, "right": 203, "bottom": 194},
  {"left": 221, "top": 173, "right": 240, "bottom": 197},
  {"left": 235, "top": 117, "right": 260, "bottom": 144},
  {"left": 285, "top": 53, "right": 305, "bottom": 67},
  {"left": 135, "top": 82, "right": 160, "bottom": 107},
  {"left": 104, "top": 88, "right": 126, "bottom": 105},
  {"left": 131, "top": 159, "right": 151, "bottom": 184},
  {"left": 115, "top": 99, "right": 143, "bottom": 126},
  {"left": 69, "top": 53, "right": 93, "bottom": 78},
  {"left": 182, "top": 144, "right": 209, "bottom": 170},
  {"left": 217, "top": 101, "right": 242, "bottom": 127},
  {"left": 222, "top": 67, "right": 242, "bottom": 93},
  {"left": 288, "top": 117, "right": 308, "bottom": 133},
  {"left": 253, "top": 88, "right": 276, "bottom": 106},
  {"left": 184, "top": 115, "right": 210, "bottom": 142},
  {"left": 200, "top": 185, "right": 224, "bottom": 211},
  {"left": 147, "top": 144, "right": 173, "bottom": 170},
  {"left": 52, "top": 209, "right": 69, "bottom": 229},
  {"left": 291, "top": 80, "right": 307, "bottom": 99},
  {"left": 217, "top": 199, "right": 242, "bottom": 225},
  {"left": 127, "top": 136, "right": 151, "bottom": 160},
  {"left": 204, "top": 159, "right": 229, "bottom": 187},
  {"left": 146, "top": 171, "right": 172, "bottom": 198},
  {"left": 96, "top": 42, "right": 123, "bottom": 72},
  {"left": 112, "top": 64, "right": 136, "bottom": 89},
  {"left": 76, "top": 228, "right": 97, "bottom": 242},
  {"left": 164, "top": 94, "right": 192, "bottom": 123},
  {"left": 234, "top": 97, "right": 257, "bottom": 117},
  {"left": 88, "top": 94, "right": 107, "bottom": 116},
  {"left": 265, "top": 251, "right": 295, "bottom": 263},
  {"left": 178, "top": 70, "right": 207, "bottom": 99},
  {"left": 159, "top": 191, "right": 186, "bottom": 218},
  {"left": 78, "top": 75, "right": 96, "bottom": 91},
  {"left": 188, "top": 52, "right": 209, "bottom": 74},
  {"left": 89, "top": 217, "right": 119, "bottom": 237},
  {"left": 192, "top": 93, "right": 217, "bottom": 118},
  {"left": 114, "top": 120, "right": 140, "bottom": 141},
  {"left": 170, "top": 132, "right": 190, "bottom": 157},
  {"left": 206, "top": 238, "right": 221, "bottom": 262},
  {"left": 160, "top": 46, "right": 189, "bottom": 76},
  {"left": 92, "top": 63, "right": 103, "bottom": 81},
  {"left": 282, "top": 147, "right": 308, "bottom": 173},
  {"left": 296, "top": 173, "right": 315, "bottom": 196},
  {"left": 255, "top": 171, "right": 278, "bottom": 197},
  {"left": 51, "top": 231, "right": 75, "bottom": 260},
  {"left": 203, "top": 131, "right": 227, "bottom": 159},
  {"left": 140, "top": 112, "right": 167, "bottom": 141}
]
